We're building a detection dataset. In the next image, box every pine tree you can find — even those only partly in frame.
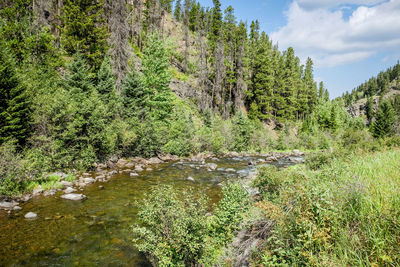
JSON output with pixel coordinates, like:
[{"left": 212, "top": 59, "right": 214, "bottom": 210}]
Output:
[
  {"left": 0, "top": 45, "right": 30, "bottom": 146},
  {"left": 62, "top": 0, "right": 109, "bottom": 70},
  {"left": 318, "top": 81, "right": 325, "bottom": 99},
  {"left": 371, "top": 101, "right": 397, "bottom": 138},
  {"left": 122, "top": 68, "right": 144, "bottom": 118},
  {"left": 303, "top": 57, "right": 317, "bottom": 115},
  {"left": 208, "top": 0, "right": 222, "bottom": 52},
  {"left": 365, "top": 96, "right": 374, "bottom": 124},
  {"left": 108, "top": 0, "right": 130, "bottom": 92},
  {"left": 141, "top": 34, "right": 173, "bottom": 120},
  {"left": 174, "top": 0, "right": 182, "bottom": 21},
  {"left": 64, "top": 53, "right": 95, "bottom": 95}
]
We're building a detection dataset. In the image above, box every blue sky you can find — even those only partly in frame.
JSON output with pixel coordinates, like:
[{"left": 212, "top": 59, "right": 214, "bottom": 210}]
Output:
[{"left": 197, "top": 0, "right": 400, "bottom": 98}]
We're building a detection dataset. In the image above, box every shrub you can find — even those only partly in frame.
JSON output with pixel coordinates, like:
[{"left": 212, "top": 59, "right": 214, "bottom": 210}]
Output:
[
  {"left": 132, "top": 185, "right": 209, "bottom": 266},
  {"left": 132, "top": 182, "right": 251, "bottom": 266},
  {"left": 0, "top": 141, "right": 26, "bottom": 196}
]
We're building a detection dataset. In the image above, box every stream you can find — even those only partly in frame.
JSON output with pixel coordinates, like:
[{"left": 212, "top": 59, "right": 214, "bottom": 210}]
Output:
[{"left": 0, "top": 156, "right": 298, "bottom": 266}]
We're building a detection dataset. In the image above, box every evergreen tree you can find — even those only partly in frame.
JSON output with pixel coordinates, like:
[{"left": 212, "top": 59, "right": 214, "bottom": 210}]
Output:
[
  {"left": 125, "top": 34, "right": 173, "bottom": 121},
  {"left": 174, "top": 0, "right": 182, "bottom": 21},
  {"left": 208, "top": 0, "right": 222, "bottom": 52},
  {"left": 371, "top": 101, "right": 397, "bottom": 138},
  {"left": 62, "top": 0, "right": 108, "bottom": 70},
  {"left": 365, "top": 97, "right": 374, "bottom": 124},
  {"left": 122, "top": 68, "right": 144, "bottom": 118},
  {"left": 64, "top": 53, "right": 95, "bottom": 95},
  {"left": 108, "top": 0, "right": 130, "bottom": 92},
  {"left": 0, "top": 45, "right": 29, "bottom": 146},
  {"left": 318, "top": 81, "right": 325, "bottom": 99}
]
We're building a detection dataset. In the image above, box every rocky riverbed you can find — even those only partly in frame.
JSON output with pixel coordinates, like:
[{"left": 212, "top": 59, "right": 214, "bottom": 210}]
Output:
[{"left": 0, "top": 151, "right": 303, "bottom": 266}]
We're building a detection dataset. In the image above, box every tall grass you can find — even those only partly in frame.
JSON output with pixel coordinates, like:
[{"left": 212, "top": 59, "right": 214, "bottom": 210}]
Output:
[{"left": 253, "top": 149, "right": 400, "bottom": 266}]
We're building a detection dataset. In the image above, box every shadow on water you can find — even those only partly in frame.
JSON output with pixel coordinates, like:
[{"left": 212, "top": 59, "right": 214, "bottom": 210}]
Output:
[{"left": 0, "top": 156, "right": 298, "bottom": 266}]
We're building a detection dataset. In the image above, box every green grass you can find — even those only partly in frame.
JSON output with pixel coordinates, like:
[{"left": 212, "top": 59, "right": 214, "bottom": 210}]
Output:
[{"left": 252, "top": 148, "right": 400, "bottom": 266}]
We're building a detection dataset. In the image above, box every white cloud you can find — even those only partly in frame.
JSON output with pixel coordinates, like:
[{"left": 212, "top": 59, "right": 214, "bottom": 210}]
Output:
[
  {"left": 270, "top": 0, "right": 400, "bottom": 67},
  {"left": 297, "top": 0, "right": 387, "bottom": 10}
]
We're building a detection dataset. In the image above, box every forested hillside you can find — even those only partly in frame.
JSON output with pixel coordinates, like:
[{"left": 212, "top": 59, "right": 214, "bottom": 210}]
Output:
[
  {"left": 0, "top": 0, "right": 334, "bottom": 194},
  {"left": 0, "top": 0, "right": 397, "bottom": 193},
  {"left": 339, "top": 63, "right": 400, "bottom": 138}
]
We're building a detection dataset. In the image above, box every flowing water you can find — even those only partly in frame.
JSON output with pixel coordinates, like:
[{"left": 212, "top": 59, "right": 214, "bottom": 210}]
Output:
[{"left": 0, "top": 156, "right": 297, "bottom": 266}]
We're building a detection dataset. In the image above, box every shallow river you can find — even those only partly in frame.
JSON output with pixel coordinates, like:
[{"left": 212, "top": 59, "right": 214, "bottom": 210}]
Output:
[{"left": 0, "top": 156, "right": 296, "bottom": 266}]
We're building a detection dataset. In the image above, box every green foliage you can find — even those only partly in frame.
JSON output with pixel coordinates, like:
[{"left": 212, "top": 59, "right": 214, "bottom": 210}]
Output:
[
  {"left": 371, "top": 101, "right": 397, "bottom": 138},
  {"left": 0, "top": 141, "right": 25, "bottom": 196},
  {"left": 132, "top": 182, "right": 250, "bottom": 266},
  {"left": 0, "top": 44, "right": 30, "bottom": 146},
  {"left": 231, "top": 112, "right": 254, "bottom": 152},
  {"left": 132, "top": 185, "right": 208, "bottom": 266},
  {"left": 256, "top": 149, "right": 400, "bottom": 266},
  {"left": 62, "top": 0, "right": 108, "bottom": 70}
]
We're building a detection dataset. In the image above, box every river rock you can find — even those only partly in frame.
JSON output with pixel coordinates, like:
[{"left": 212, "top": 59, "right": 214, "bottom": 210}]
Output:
[
  {"left": 225, "top": 168, "right": 236, "bottom": 172},
  {"left": 158, "top": 154, "right": 179, "bottom": 161},
  {"left": 32, "top": 188, "right": 43, "bottom": 196},
  {"left": 205, "top": 163, "right": 218, "bottom": 171},
  {"left": 64, "top": 187, "right": 76, "bottom": 194},
  {"left": 266, "top": 156, "right": 278, "bottom": 162},
  {"left": 135, "top": 165, "right": 144, "bottom": 172},
  {"left": 0, "top": 201, "right": 19, "bottom": 209},
  {"left": 43, "top": 189, "right": 57, "bottom": 196},
  {"left": 130, "top": 172, "right": 139, "bottom": 177},
  {"left": 82, "top": 173, "right": 91, "bottom": 177},
  {"left": 147, "top": 157, "right": 163, "bottom": 164},
  {"left": 108, "top": 170, "right": 117, "bottom": 176},
  {"left": 146, "top": 168, "right": 153, "bottom": 171},
  {"left": 25, "top": 212, "right": 38, "bottom": 219},
  {"left": 125, "top": 162, "right": 135, "bottom": 168},
  {"left": 13, "top": 206, "right": 22, "bottom": 211},
  {"left": 61, "top": 194, "right": 87, "bottom": 201},
  {"left": 116, "top": 159, "right": 128, "bottom": 168},
  {"left": 186, "top": 177, "right": 195, "bottom": 182},
  {"left": 61, "top": 181, "right": 74, "bottom": 187},
  {"left": 96, "top": 163, "right": 107, "bottom": 171},
  {"left": 84, "top": 178, "right": 95, "bottom": 184}
]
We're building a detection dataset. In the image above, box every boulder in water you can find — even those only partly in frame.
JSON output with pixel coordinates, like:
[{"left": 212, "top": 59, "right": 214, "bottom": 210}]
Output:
[
  {"left": 186, "top": 176, "right": 195, "bottom": 182},
  {"left": 0, "top": 201, "right": 19, "bottom": 210},
  {"left": 25, "top": 212, "right": 38, "bottom": 219},
  {"left": 64, "top": 187, "right": 76, "bottom": 194},
  {"left": 61, "top": 194, "right": 87, "bottom": 201},
  {"left": 130, "top": 172, "right": 139, "bottom": 177},
  {"left": 135, "top": 165, "right": 144, "bottom": 172},
  {"left": 84, "top": 178, "right": 95, "bottom": 184},
  {"left": 205, "top": 163, "right": 218, "bottom": 171}
]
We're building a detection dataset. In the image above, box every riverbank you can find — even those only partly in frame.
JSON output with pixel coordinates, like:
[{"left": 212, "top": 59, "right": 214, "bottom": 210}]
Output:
[
  {"left": 224, "top": 148, "right": 400, "bottom": 266},
  {"left": 0, "top": 150, "right": 305, "bottom": 214}
]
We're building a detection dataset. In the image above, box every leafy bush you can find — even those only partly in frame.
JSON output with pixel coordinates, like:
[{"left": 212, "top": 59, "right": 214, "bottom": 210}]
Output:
[
  {"left": 0, "top": 141, "right": 26, "bottom": 196},
  {"left": 132, "top": 185, "right": 209, "bottom": 266},
  {"left": 132, "top": 182, "right": 251, "bottom": 266}
]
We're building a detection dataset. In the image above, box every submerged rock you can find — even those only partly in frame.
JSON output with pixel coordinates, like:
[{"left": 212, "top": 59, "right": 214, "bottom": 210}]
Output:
[
  {"left": 0, "top": 201, "right": 19, "bottom": 210},
  {"left": 147, "top": 157, "right": 163, "bottom": 164},
  {"left": 135, "top": 165, "right": 144, "bottom": 172},
  {"left": 61, "top": 181, "right": 74, "bottom": 187},
  {"left": 61, "top": 194, "right": 87, "bottom": 201},
  {"left": 64, "top": 187, "right": 76, "bottom": 194},
  {"left": 130, "top": 172, "right": 139, "bottom": 177},
  {"left": 25, "top": 212, "right": 38, "bottom": 219},
  {"left": 205, "top": 163, "right": 218, "bottom": 171},
  {"left": 43, "top": 189, "right": 57, "bottom": 196},
  {"left": 186, "top": 177, "right": 195, "bottom": 182},
  {"left": 13, "top": 206, "right": 22, "bottom": 211},
  {"left": 84, "top": 178, "right": 95, "bottom": 184},
  {"left": 32, "top": 188, "right": 43, "bottom": 196}
]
